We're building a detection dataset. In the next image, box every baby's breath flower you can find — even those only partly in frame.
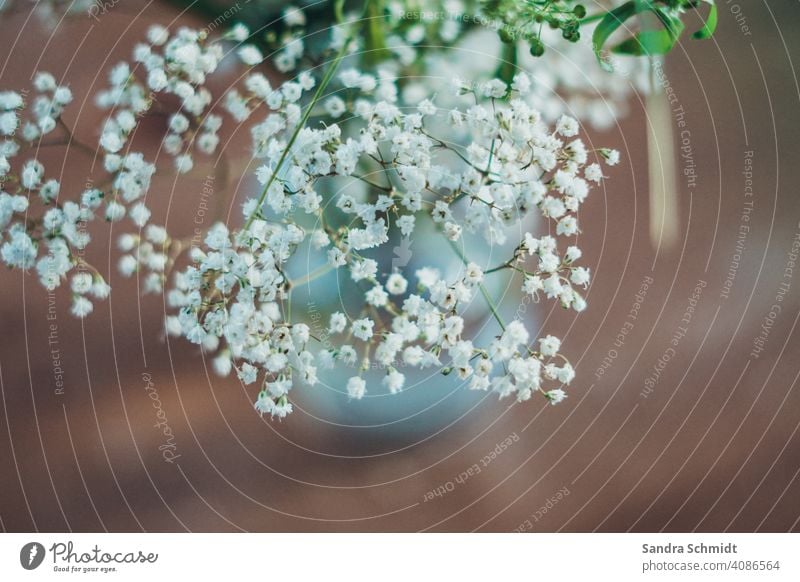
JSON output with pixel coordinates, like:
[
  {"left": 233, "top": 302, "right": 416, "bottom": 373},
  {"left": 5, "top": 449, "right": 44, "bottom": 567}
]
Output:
[
  {"left": 0, "top": 17, "right": 624, "bottom": 420},
  {"left": 352, "top": 318, "right": 374, "bottom": 341},
  {"left": 71, "top": 296, "right": 93, "bottom": 318},
  {"left": 546, "top": 389, "right": 568, "bottom": 405},
  {"left": 347, "top": 376, "right": 366, "bottom": 400},
  {"left": 237, "top": 46, "right": 263, "bottom": 66}
]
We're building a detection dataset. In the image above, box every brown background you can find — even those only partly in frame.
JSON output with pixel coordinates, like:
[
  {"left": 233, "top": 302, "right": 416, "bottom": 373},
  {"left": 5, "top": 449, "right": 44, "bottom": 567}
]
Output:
[{"left": 0, "top": 1, "right": 799, "bottom": 532}]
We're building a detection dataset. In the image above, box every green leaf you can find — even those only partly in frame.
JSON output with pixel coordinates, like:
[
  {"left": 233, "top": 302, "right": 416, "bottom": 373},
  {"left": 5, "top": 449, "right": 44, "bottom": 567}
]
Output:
[
  {"left": 693, "top": 1, "right": 718, "bottom": 39},
  {"left": 613, "top": 29, "right": 676, "bottom": 56},
  {"left": 592, "top": 0, "right": 641, "bottom": 71},
  {"left": 653, "top": 5, "right": 686, "bottom": 43},
  {"left": 496, "top": 41, "right": 518, "bottom": 86},
  {"left": 592, "top": 0, "right": 714, "bottom": 71},
  {"left": 333, "top": 0, "right": 345, "bottom": 23}
]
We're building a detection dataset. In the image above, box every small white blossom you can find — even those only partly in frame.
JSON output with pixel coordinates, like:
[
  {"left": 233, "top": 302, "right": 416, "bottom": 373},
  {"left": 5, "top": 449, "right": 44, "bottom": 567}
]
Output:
[
  {"left": 352, "top": 318, "right": 374, "bottom": 341},
  {"left": 347, "top": 376, "right": 366, "bottom": 399}
]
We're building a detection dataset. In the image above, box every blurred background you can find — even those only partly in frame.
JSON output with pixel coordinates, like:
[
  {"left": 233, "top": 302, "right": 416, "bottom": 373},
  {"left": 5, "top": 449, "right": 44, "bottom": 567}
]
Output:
[{"left": 0, "top": 0, "right": 799, "bottom": 532}]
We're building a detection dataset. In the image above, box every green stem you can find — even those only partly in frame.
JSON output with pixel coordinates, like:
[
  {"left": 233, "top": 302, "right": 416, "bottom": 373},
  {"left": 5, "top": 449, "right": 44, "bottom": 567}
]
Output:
[
  {"left": 479, "top": 284, "right": 507, "bottom": 331},
  {"left": 496, "top": 41, "right": 518, "bottom": 86},
  {"left": 579, "top": 12, "right": 606, "bottom": 25},
  {"left": 242, "top": 28, "right": 354, "bottom": 233},
  {"left": 446, "top": 239, "right": 506, "bottom": 331},
  {"left": 364, "top": 0, "right": 390, "bottom": 66},
  {"left": 485, "top": 260, "right": 512, "bottom": 274}
]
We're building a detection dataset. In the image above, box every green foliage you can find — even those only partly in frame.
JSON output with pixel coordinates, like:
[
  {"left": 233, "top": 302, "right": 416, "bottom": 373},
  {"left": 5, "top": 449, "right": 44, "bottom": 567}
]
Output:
[
  {"left": 592, "top": 0, "right": 718, "bottom": 70},
  {"left": 692, "top": 0, "right": 718, "bottom": 39},
  {"left": 482, "top": 1, "right": 588, "bottom": 49},
  {"left": 480, "top": 0, "right": 717, "bottom": 72}
]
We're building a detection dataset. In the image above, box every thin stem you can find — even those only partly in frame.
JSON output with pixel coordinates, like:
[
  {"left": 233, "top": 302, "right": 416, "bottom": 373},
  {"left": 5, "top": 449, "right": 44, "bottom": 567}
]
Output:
[
  {"left": 421, "top": 129, "right": 478, "bottom": 171},
  {"left": 364, "top": 0, "right": 390, "bottom": 66},
  {"left": 292, "top": 262, "right": 334, "bottom": 287},
  {"left": 242, "top": 26, "right": 355, "bottom": 233},
  {"left": 353, "top": 173, "right": 391, "bottom": 192},
  {"left": 479, "top": 284, "right": 506, "bottom": 332},
  {"left": 579, "top": 12, "right": 606, "bottom": 25},
  {"left": 36, "top": 118, "right": 100, "bottom": 158},
  {"left": 485, "top": 260, "right": 513, "bottom": 274},
  {"left": 446, "top": 238, "right": 506, "bottom": 331},
  {"left": 485, "top": 136, "right": 497, "bottom": 175}
]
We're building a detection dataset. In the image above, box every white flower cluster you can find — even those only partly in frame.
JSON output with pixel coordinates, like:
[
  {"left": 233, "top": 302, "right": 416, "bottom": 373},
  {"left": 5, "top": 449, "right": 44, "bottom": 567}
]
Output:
[
  {"left": 157, "top": 34, "right": 617, "bottom": 417},
  {"left": 0, "top": 24, "right": 231, "bottom": 317},
  {"left": 117, "top": 225, "right": 173, "bottom": 293},
  {"left": 0, "top": 12, "right": 622, "bottom": 420},
  {"left": 1, "top": 0, "right": 94, "bottom": 29},
  {"left": 256, "top": 0, "right": 648, "bottom": 130},
  {"left": 0, "top": 73, "right": 118, "bottom": 317},
  {"left": 260, "top": 6, "right": 307, "bottom": 73},
  {"left": 96, "top": 25, "right": 227, "bottom": 173},
  {"left": 382, "top": 0, "right": 466, "bottom": 65},
  {"left": 407, "top": 25, "right": 649, "bottom": 130},
  {"left": 0, "top": 72, "right": 73, "bottom": 140}
]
